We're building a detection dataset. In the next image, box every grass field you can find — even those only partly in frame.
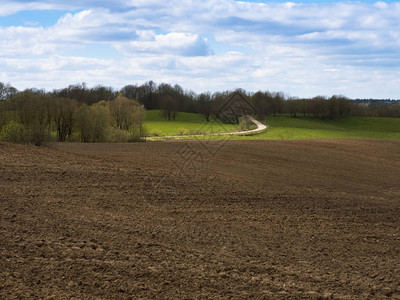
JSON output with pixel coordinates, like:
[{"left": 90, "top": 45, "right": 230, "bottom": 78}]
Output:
[
  {"left": 144, "top": 110, "right": 241, "bottom": 136},
  {"left": 144, "top": 111, "right": 400, "bottom": 140},
  {"left": 240, "top": 115, "right": 400, "bottom": 140},
  {"left": 253, "top": 115, "right": 400, "bottom": 140}
]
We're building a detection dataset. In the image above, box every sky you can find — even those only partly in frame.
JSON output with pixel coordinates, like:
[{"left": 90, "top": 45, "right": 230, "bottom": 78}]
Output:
[{"left": 0, "top": 0, "right": 399, "bottom": 98}]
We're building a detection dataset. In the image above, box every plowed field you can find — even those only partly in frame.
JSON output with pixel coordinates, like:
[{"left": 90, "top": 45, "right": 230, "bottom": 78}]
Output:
[{"left": 1, "top": 139, "right": 399, "bottom": 299}]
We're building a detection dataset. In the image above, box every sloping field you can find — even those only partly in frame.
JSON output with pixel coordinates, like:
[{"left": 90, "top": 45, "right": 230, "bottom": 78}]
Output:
[
  {"left": 144, "top": 113, "right": 400, "bottom": 140},
  {"left": 215, "top": 115, "right": 400, "bottom": 140},
  {"left": 1, "top": 139, "right": 400, "bottom": 299},
  {"left": 144, "top": 110, "right": 241, "bottom": 136}
]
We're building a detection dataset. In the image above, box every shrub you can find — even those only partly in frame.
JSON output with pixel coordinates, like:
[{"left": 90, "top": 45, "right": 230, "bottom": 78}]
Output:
[
  {"left": 131, "top": 126, "right": 148, "bottom": 142},
  {"left": 28, "top": 124, "right": 50, "bottom": 146},
  {"left": 177, "top": 127, "right": 188, "bottom": 136},
  {"left": 0, "top": 121, "right": 27, "bottom": 144},
  {"left": 239, "top": 117, "right": 251, "bottom": 131},
  {"left": 150, "top": 129, "right": 163, "bottom": 137},
  {"left": 0, "top": 111, "right": 17, "bottom": 133},
  {"left": 106, "top": 127, "right": 130, "bottom": 143},
  {"left": 129, "top": 132, "right": 145, "bottom": 142}
]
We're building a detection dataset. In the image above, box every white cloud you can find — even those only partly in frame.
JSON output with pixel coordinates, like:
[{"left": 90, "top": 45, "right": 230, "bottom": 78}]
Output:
[
  {"left": 375, "top": 1, "right": 389, "bottom": 9},
  {"left": 0, "top": 2, "right": 56, "bottom": 16},
  {"left": 0, "top": 0, "right": 400, "bottom": 98},
  {"left": 116, "top": 32, "right": 211, "bottom": 56}
]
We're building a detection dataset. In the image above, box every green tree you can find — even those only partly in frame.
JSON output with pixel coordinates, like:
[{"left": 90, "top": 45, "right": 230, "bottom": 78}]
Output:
[
  {"left": 108, "top": 93, "right": 145, "bottom": 140},
  {"left": 74, "top": 104, "right": 92, "bottom": 142},
  {"left": 75, "top": 103, "right": 109, "bottom": 142},
  {"left": 0, "top": 121, "right": 27, "bottom": 144},
  {"left": 251, "top": 91, "right": 268, "bottom": 120},
  {"left": 5, "top": 91, "right": 52, "bottom": 146},
  {"left": 91, "top": 103, "right": 109, "bottom": 142}
]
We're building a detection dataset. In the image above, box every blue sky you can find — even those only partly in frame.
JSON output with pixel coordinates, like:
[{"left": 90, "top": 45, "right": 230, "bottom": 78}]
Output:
[{"left": 0, "top": 1, "right": 399, "bottom": 98}]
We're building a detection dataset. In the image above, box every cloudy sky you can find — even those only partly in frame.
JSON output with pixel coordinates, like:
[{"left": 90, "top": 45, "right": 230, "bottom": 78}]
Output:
[{"left": 0, "top": 0, "right": 399, "bottom": 98}]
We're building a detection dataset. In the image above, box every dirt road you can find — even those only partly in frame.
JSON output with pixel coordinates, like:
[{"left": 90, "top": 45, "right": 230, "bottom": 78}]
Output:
[{"left": 150, "top": 115, "right": 267, "bottom": 139}]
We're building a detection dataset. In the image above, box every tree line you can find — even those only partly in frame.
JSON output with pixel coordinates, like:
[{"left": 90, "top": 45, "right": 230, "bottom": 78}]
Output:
[
  {"left": 1, "top": 81, "right": 399, "bottom": 145},
  {"left": 0, "top": 87, "right": 144, "bottom": 146},
  {"left": 3, "top": 81, "right": 399, "bottom": 120}
]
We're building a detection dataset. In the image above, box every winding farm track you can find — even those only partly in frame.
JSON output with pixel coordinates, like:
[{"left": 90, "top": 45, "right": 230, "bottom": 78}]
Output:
[{"left": 149, "top": 115, "right": 267, "bottom": 139}]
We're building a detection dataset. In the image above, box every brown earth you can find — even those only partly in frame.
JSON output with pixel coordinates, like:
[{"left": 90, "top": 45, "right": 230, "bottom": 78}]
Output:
[{"left": 0, "top": 139, "right": 399, "bottom": 299}]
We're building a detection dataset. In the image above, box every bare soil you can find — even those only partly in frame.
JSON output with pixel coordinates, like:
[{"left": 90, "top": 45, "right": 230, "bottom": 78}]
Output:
[{"left": 1, "top": 139, "right": 399, "bottom": 299}]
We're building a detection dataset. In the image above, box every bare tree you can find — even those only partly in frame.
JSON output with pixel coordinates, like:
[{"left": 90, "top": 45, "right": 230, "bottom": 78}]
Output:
[
  {"left": 159, "top": 94, "right": 179, "bottom": 121},
  {"left": 0, "top": 82, "right": 18, "bottom": 101},
  {"left": 52, "top": 97, "right": 78, "bottom": 142},
  {"left": 286, "top": 99, "right": 299, "bottom": 118},
  {"left": 198, "top": 92, "right": 212, "bottom": 122}
]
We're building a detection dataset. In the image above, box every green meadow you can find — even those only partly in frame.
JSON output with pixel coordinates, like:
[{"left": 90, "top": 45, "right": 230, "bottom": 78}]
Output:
[
  {"left": 144, "top": 110, "right": 241, "bottom": 136},
  {"left": 144, "top": 110, "right": 400, "bottom": 140},
  {"left": 243, "top": 115, "right": 400, "bottom": 140}
]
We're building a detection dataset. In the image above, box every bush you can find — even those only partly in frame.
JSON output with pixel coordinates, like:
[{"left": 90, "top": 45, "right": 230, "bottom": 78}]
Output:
[
  {"left": 177, "top": 127, "right": 188, "bottom": 136},
  {"left": 150, "top": 129, "right": 163, "bottom": 137},
  {"left": 129, "top": 132, "right": 145, "bottom": 142},
  {"left": 0, "top": 121, "right": 27, "bottom": 144},
  {"left": 131, "top": 126, "right": 148, "bottom": 142},
  {"left": 0, "top": 111, "right": 17, "bottom": 133},
  {"left": 106, "top": 127, "right": 130, "bottom": 143},
  {"left": 28, "top": 124, "right": 50, "bottom": 146},
  {"left": 239, "top": 117, "right": 251, "bottom": 131}
]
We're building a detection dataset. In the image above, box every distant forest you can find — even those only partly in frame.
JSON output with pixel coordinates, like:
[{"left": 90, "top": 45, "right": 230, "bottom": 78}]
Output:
[
  {"left": 1, "top": 81, "right": 399, "bottom": 145},
  {"left": 1, "top": 81, "right": 399, "bottom": 117}
]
